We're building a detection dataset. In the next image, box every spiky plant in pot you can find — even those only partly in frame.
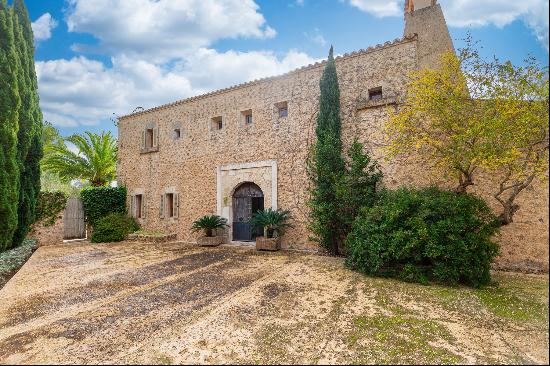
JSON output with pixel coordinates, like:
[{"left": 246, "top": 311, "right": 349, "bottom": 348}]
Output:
[
  {"left": 191, "top": 215, "right": 228, "bottom": 237},
  {"left": 249, "top": 208, "right": 292, "bottom": 238}
]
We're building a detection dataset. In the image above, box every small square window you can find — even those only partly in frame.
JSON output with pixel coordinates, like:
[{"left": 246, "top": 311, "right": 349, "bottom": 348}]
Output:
[
  {"left": 275, "top": 101, "right": 288, "bottom": 118},
  {"left": 368, "top": 87, "right": 383, "bottom": 101},
  {"left": 173, "top": 128, "right": 181, "bottom": 139},
  {"left": 211, "top": 116, "right": 223, "bottom": 131},
  {"left": 242, "top": 109, "right": 253, "bottom": 125}
]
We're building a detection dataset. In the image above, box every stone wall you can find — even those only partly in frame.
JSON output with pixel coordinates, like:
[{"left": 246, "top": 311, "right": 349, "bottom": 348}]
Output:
[
  {"left": 118, "top": 37, "right": 420, "bottom": 251},
  {"left": 117, "top": 3, "right": 549, "bottom": 272},
  {"left": 28, "top": 214, "right": 64, "bottom": 247}
]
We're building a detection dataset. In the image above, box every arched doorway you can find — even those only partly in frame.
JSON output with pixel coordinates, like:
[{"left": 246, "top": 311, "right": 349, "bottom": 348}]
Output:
[{"left": 232, "top": 182, "right": 264, "bottom": 241}]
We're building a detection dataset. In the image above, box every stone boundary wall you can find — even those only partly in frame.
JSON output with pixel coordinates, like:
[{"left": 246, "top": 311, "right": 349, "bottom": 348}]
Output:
[{"left": 28, "top": 214, "right": 64, "bottom": 247}]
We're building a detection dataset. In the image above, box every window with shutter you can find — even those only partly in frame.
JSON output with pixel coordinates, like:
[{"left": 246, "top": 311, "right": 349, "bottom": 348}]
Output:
[
  {"left": 153, "top": 127, "right": 159, "bottom": 148},
  {"left": 173, "top": 193, "right": 179, "bottom": 219},
  {"left": 141, "top": 194, "right": 146, "bottom": 219},
  {"left": 130, "top": 195, "right": 135, "bottom": 218}
]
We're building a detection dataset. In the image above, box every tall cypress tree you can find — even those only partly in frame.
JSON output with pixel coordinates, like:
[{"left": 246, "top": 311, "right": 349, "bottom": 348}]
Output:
[
  {"left": 308, "top": 46, "right": 346, "bottom": 255},
  {"left": 11, "top": 0, "right": 43, "bottom": 247},
  {"left": 0, "top": 0, "right": 21, "bottom": 250}
]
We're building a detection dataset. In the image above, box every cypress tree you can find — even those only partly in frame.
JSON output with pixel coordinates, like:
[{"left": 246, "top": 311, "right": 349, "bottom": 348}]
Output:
[
  {"left": 11, "top": 0, "right": 43, "bottom": 247},
  {"left": 0, "top": 0, "right": 21, "bottom": 250},
  {"left": 308, "top": 46, "right": 346, "bottom": 255}
]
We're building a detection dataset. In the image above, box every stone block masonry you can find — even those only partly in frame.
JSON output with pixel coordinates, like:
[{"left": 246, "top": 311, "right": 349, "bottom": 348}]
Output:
[{"left": 117, "top": 1, "right": 548, "bottom": 272}]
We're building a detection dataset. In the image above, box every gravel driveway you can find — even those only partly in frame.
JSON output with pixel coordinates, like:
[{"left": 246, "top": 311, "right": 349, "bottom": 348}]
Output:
[{"left": 0, "top": 242, "right": 548, "bottom": 364}]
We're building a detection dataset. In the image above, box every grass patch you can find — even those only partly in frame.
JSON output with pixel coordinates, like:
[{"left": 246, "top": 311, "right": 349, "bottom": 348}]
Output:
[
  {"left": 132, "top": 230, "right": 169, "bottom": 238},
  {"left": 474, "top": 275, "right": 549, "bottom": 324},
  {"left": 0, "top": 239, "right": 38, "bottom": 289},
  {"left": 348, "top": 314, "right": 461, "bottom": 364}
]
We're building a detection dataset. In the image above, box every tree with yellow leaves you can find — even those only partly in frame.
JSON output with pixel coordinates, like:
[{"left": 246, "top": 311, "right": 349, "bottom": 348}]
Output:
[{"left": 386, "top": 38, "right": 548, "bottom": 225}]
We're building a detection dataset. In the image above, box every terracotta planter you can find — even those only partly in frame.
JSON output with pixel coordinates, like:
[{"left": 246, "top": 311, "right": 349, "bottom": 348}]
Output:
[
  {"left": 256, "top": 236, "right": 281, "bottom": 251},
  {"left": 197, "top": 236, "right": 223, "bottom": 247}
]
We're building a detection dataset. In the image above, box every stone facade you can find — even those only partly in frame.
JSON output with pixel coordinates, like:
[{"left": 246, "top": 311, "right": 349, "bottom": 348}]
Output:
[{"left": 117, "top": 1, "right": 549, "bottom": 271}]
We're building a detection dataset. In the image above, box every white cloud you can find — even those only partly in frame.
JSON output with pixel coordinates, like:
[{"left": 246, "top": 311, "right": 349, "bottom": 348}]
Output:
[
  {"left": 65, "top": 0, "right": 277, "bottom": 62},
  {"left": 31, "top": 13, "right": 58, "bottom": 41},
  {"left": 347, "top": 0, "right": 401, "bottom": 17},
  {"left": 347, "top": 0, "right": 549, "bottom": 51},
  {"left": 305, "top": 28, "right": 327, "bottom": 47},
  {"left": 36, "top": 50, "right": 316, "bottom": 128}
]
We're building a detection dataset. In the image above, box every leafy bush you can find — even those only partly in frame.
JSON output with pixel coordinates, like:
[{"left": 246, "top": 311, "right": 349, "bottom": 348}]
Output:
[
  {"left": 81, "top": 186, "right": 127, "bottom": 227},
  {"left": 345, "top": 187, "right": 500, "bottom": 287},
  {"left": 34, "top": 191, "right": 68, "bottom": 227},
  {"left": 249, "top": 208, "right": 292, "bottom": 238},
  {"left": 91, "top": 213, "right": 139, "bottom": 243},
  {"left": 0, "top": 239, "right": 38, "bottom": 288},
  {"left": 191, "top": 215, "right": 227, "bottom": 237}
]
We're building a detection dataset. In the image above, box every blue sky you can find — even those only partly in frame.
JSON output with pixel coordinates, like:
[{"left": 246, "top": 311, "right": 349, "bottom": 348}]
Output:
[{"left": 25, "top": 0, "right": 549, "bottom": 138}]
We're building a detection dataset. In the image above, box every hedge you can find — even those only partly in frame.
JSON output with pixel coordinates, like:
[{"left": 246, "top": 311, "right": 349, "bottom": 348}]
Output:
[{"left": 81, "top": 186, "right": 127, "bottom": 227}]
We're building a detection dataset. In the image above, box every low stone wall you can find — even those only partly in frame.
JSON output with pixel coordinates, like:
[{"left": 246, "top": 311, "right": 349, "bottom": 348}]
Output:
[{"left": 28, "top": 215, "right": 64, "bottom": 247}]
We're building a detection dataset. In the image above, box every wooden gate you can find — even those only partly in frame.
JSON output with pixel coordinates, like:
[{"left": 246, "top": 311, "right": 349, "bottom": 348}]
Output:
[{"left": 63, "top": 197, "right": 86, "bottom": 240}]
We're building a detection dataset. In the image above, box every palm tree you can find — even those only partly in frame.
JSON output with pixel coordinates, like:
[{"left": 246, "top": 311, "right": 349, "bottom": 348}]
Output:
[
  {"left": 42, "top": 131, "right": 117, "bottom": 187},
  {"left": 191, "top": 215, "right": 228, "bottom": 237}
]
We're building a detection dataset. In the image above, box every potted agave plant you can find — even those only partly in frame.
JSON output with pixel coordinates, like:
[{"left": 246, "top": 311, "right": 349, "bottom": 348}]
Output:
[
  {"left": 192, "top": 215, "right": 228, "bottom": 247},
  {"left": 249, "top": 208, "right": 292, "bottom": 251}
]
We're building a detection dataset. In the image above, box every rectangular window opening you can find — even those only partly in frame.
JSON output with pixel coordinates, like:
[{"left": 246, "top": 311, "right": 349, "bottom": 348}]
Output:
[
  {"left": 166, "top": 193, "right": 174, "bottom": 218},
  {"left": 276, "top": 101, "right": 288, "bottom": 118},
  {"left": 368, "top": 87, "right": 383, "bottom": 101},
  {"left": 242, "top": 109, "right": 253, "bottom": 125},
  {"left": 174, "top": 128, "right": 181, "bottom": 139},
  {"left": 211, "top": 116, "right": 223, "bottom": 131},
  {"left": 146, "top": 128, "right": 154, "bottom": 148},
  {"left": 135, "top": 194, "right": 143, "bottom": 219}
]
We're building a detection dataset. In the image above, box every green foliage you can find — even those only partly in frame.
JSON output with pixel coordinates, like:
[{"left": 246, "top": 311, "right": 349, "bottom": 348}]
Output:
[
  {"left": 0, "top": 0, "right": 42, "bottom": 251},
  {"left": 0, "top": 238, "right": 37, "bottom": 288},
  {"left": 42, "top": 131, "right": 117, "bottom": 187},
  {"left": 336, "top": 139, "right": 383, "bottom": 242},
  {"left": 249, "top": 208, "right": 292, "bottom": 238},
  {"left": 81, "top": 186, "right": 127, "bottom": 227},
  {"left": 0, "top": 2, "right": 21, "bottom": 251},
  {"left": 345, "top": 187, "right": 500, "bottom": 287},
  {"left": 34, "top": 191, "right": 68, "bottom": 227},
  {"left": 191, "top": 215, "right": 228, "bottom": 237},
  {"left": 91, "top": 213, "right": 139, "bottom": 243},
  {"left": 308, "top": 46, "right": 346, "bottom": 255},
  {"left": 387, "top": 37, "right": 549, "bottom": 224}
]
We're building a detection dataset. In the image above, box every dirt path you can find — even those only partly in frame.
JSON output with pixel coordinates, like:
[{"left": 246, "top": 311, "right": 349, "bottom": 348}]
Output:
[{"left": 0, "top": 242, "right": 548, "bottom": 364}]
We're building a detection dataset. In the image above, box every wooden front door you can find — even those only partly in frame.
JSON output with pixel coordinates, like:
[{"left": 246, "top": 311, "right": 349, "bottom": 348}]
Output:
[{"left": 232, "top": 183, "right": 264, "bottom": 241}]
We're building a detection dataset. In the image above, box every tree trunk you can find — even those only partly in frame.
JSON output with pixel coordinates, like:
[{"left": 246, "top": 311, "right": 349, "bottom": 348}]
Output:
[
  {"left": 455, "top": 170, "right": 474, "bottom": 193},
  {"left": 498, "top": 201, "right": 520, "bottom": 225}
]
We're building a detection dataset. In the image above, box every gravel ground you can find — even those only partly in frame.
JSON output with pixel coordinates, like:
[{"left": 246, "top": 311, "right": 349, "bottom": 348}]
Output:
[{"left": 0, "top": 241, "right": 548, "bottom": 364}]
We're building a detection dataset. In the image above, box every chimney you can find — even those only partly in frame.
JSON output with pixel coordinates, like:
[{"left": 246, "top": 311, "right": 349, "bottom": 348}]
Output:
[{"left": 404, "top": 0, "right": 437, "bottom": 15}]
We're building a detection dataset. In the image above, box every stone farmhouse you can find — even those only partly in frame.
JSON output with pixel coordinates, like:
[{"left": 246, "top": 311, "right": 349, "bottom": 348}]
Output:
[{"left": 117, "top": 0, "right": 549, "bottom": 271}]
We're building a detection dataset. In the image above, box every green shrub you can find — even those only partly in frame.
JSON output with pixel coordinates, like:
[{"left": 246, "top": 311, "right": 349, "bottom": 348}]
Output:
[
  {"left": 345, "top": 187, "right": 500, "bottom": 287},
  {"left": 91, "top": 213, "right": 139, "bottom": 243},
  {"left": 81, "top": 186, "right": 127, "bottom": 227},
  {"left": 0, "top": 239, "right": 38, "bottom": 288}
]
